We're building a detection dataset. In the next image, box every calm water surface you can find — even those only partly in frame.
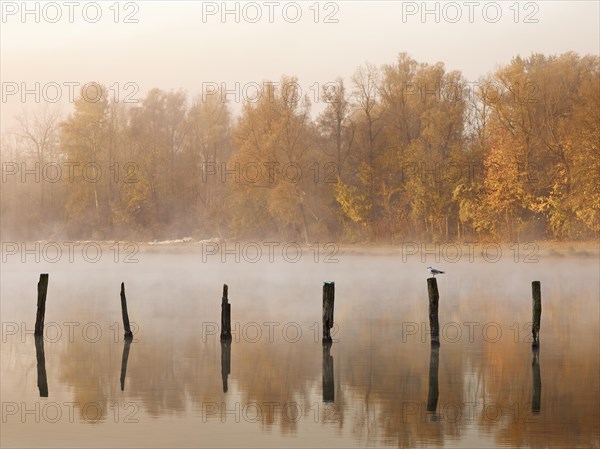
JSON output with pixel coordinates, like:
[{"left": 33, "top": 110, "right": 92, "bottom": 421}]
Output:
[{"left": 1, "top": 247, "right": 598, "bottom": 448}]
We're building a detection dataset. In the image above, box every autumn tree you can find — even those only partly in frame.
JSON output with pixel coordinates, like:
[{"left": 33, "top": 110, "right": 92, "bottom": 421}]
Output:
[
  {"left": 126, "top": 88, "right": 187, "bottom": 234},
  {"left": 61, "top": 83, "right": 111, "bottom": 236},
  {"left": 183, "top": 91, "right": 233, "bottom": 236},
  {"left": 2, "top": 52, "right": 597, "bottom": 242},
  {"left": 231, "top": 76, "right": 322, "bottom": 241},
  {"left": 485, "top": 52, "right": 600, "bottom": 238}
]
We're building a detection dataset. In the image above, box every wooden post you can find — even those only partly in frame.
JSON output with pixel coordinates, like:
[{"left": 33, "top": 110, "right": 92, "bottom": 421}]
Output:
[
  {"left": 322, "top": 340, "right": 334, "bottom": 402},
  {"left": 532, "top": 281, "right": 541, "bottom": 347},
  {"left": 220, "top": 284, "right": 232, "bottom": 342},
  {"left": 34, "top": 274, "right": 49, "bottom": 336},
  {"left": 120, "top": 339, "right": 132, "bottom": 391},
  {"left": 120, "top": 282, "right": 133, "bottom": 341},
  {"left": 532, "top": 346, "right": 541, "bottom": 413},
  {"left": 426, "top": 346, "right": 439, "bottom": 413},
  {"left": 221, "top": 340, "right": 231, "bottom": 393},
  {"left": 34, "top": 336, "right": 48, "bottom": 397},
  {"left": 427, "top": 277, "right": 440, "bottom": 347},
  {"left": 322, "top": 281, "right": 335, "bottom": 343}
]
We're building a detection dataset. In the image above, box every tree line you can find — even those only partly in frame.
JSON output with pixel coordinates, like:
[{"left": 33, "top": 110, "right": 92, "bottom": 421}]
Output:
[{"left": 1, "top": 52, "right": 598, "bottom": 242}]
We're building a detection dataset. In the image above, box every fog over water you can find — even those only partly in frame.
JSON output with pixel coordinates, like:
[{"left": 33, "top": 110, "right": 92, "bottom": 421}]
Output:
[{"left": 1, "top": 247, "right": 598, "bottom": 448}]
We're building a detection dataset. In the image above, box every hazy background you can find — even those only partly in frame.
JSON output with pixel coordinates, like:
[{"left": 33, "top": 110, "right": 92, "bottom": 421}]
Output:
[
  {"left": 1, "top": 250, "right": 599, "bottom": 447},
  {"left": 1, "top": 1, "right": 599, "bottom": 242},
  {"left": 2, "top": 1, "right": 599, "bottom": 130}
]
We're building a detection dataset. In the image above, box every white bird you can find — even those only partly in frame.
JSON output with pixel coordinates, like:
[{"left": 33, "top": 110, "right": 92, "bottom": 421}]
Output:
[{"left": 427, "top": 266, "right": 445, "bottom": 277}]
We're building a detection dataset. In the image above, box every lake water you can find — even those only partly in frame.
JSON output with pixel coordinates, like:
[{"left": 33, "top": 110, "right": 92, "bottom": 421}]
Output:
[{"left": 1, "top": 245, "right": 599, "bottom": 448}]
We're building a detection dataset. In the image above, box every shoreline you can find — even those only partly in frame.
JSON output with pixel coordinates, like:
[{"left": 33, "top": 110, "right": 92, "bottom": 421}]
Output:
[{"left": 2, "top": 239, "right": 598, "bottom": 260}]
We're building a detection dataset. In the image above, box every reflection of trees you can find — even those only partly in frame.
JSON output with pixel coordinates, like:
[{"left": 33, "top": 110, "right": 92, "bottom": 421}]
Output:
[
  {"left": 47, "top": 262, "right": 600, "bottom": 447},
  {"left": 229, "top": 337, "right": 322, "bottom": 434},
  {"left": 470, "top": 319, "right": 599, "bottom": 448},
  {"left": 338, "top": 332, "right": 464, "bottom": 448}
]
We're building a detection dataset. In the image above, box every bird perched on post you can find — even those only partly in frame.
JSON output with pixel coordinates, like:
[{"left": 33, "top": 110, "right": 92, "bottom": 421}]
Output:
[{"left": 427, "top": 266, "right": 445, "bottom": 277}]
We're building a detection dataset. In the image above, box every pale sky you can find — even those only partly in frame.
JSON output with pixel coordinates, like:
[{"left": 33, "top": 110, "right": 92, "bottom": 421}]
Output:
[{"left": 1, "top": 1, "right": 599, "bottom": 132}]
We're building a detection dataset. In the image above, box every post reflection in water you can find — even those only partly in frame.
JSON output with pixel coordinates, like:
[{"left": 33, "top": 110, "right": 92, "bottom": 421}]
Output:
[
  {"left": 120, "top": 338, "right": 133, "bottom": 391},
  {"left": 322, "top": 341, "right": 334, "bottom": 403},
  {"left": 34, "top": 335, "right": 48, "bottom": 397},
  {"left": 2, "top": 255, "right": 597, "bottom": 449},
  {"left": 221, "top": 340, "right": 231, "bottom": 393},
  {"left": 427, "top": 346, "right": 439, "bottom": 419},
  {"left": 532, "top": 346, "right": 541, "bottom": 414}
]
